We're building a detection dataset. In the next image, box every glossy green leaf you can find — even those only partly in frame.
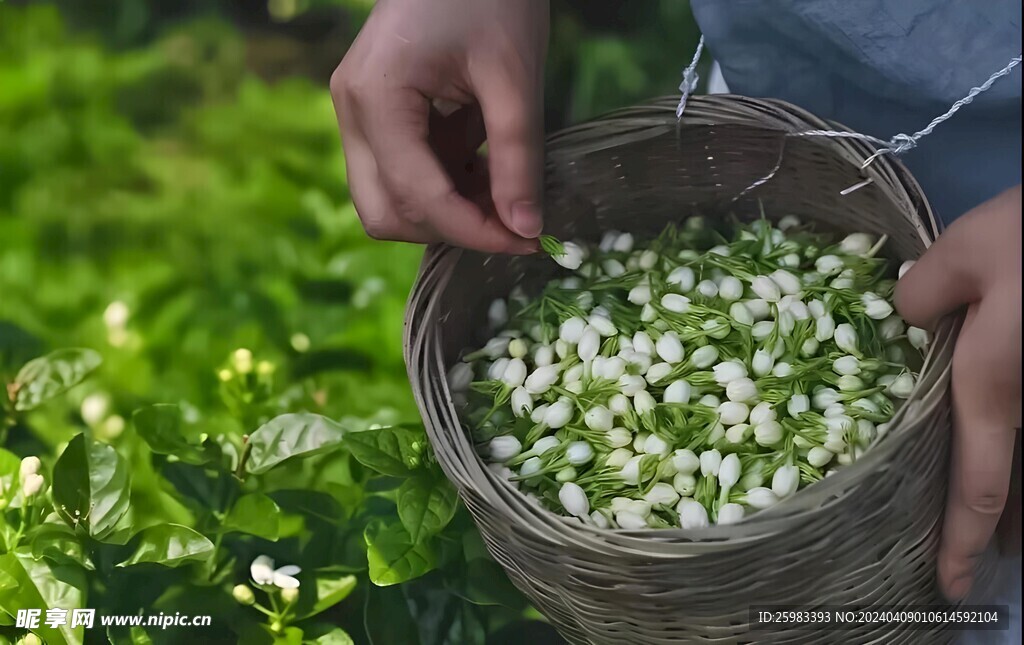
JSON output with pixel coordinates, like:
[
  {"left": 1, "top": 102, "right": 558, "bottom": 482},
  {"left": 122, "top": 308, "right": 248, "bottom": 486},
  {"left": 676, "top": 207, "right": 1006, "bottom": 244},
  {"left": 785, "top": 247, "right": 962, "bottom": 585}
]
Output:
[
  {"left": 13, "top": 348, "right": 101, "bottom": 411},
  {"left": 455, "top": 559, "right": 527, "bottom": 610},
  {"left": 0, "top": 551, "right": 86, "bottom": 645},
  {"left": 132, "top": 404, "right": 208, "bottom": 464},
  {"left": 344, "top": 426, "right": 425, "bottom": 477},
  {"left": 29, "top": 523, "right": 94, "bottom": 571},
  {"left": 51, "top": 433, "right": 131, "bottom": 540},
  {"left": 222, "top": 493, "right": 280, "bottom": 540},
  {"left": 245, "top": 413, "right": 346, "bottom": 475},
  {"left": 0, "top": 448, "right": 22, "bottom": 506},
  {"left": 397, "top": 474, "right": 458, "bottom": 542},
  {"left": 294, "top": 569, "right": 358, "bottom": 620},
  {"left": 117, "top": 524, "right": 214, "bottom": 568},
  {"left": 364, "top": 522, "right": 436, "bottom": 587}
]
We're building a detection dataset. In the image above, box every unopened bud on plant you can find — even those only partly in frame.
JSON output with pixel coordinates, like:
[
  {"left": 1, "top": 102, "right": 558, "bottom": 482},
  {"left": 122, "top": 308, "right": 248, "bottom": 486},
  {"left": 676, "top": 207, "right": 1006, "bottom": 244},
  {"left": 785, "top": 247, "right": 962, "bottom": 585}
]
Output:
[
  {"left": 713, "top": 361, "right": 747, "bottom": 385},
  {"left": 232, "top": 348, "right": 254, "bottom": 374},
  {"left": 718, "top": 401, "right": 750, "bottom": 426},
  {"left": 655, "top": 332, "right": 685, "bottom": 364},
  {"left": 22, "top": 473, "right": 45, "bottom": 497},
  {"left": 544, "top": 399, "right": 574, "bottom": 429},
  {"left": 725, "top": 423, "right": 752, "bottom": 444},
  {"left": 605, "top": 428, "right": 632, "bottom": 448},
  {"left": 606, "top": 448, "right": 634, "bottom": 469},
  {"left": 749, "top": 401, "right": 776, "bottom": 426},
  {"left": 19, "top": 456, "right": 41, "bottom": 483},
  {"left": 726, "top": 377, "right": 758, "bottom": 403},
  {"left": 218, "top": 368, "right": 234, "bottom": 382},
  {"left": 615, "top": 510, "right": 648, "bottom": 530}
]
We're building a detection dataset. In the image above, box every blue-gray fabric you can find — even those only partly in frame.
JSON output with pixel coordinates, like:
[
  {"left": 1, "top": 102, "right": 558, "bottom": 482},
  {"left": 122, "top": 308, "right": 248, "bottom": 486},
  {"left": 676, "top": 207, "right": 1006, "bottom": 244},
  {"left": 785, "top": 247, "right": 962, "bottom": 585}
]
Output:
[
  {"left": 691, "top": 0, "right": 1022, "bottom": 226},
  {"left": 689, "top": 2, "right": 1022, "bottom": 643}
]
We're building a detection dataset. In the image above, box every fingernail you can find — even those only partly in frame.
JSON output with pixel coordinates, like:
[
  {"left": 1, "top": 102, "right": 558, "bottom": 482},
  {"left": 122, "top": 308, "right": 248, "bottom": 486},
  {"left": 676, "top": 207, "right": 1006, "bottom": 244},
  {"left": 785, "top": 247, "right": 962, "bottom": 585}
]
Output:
[{"left": 510, "top": 202, "right": 543, "bottom": 239}]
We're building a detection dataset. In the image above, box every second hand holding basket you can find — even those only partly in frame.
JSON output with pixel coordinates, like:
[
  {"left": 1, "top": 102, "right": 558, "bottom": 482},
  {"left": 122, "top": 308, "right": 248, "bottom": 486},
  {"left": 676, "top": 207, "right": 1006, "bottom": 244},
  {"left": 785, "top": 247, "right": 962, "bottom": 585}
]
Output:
[{"left": 405, "top": 95, "right": 979, "bottom": 644}]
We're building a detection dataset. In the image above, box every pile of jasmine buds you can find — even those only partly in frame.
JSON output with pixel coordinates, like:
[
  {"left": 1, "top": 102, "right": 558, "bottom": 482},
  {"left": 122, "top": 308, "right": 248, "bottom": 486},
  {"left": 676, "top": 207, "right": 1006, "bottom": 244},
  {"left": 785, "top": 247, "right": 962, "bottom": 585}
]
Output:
[{"left": 448, "top": 215, "right": 927, "bottom": 529}]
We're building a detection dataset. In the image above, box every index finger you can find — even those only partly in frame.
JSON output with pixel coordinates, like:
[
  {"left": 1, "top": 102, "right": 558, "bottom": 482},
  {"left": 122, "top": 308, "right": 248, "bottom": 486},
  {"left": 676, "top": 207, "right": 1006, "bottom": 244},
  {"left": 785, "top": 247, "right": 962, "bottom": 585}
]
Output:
[
  {"left": 362, "top": 86, "right": 537, "bottom": 255},
  {"left": 938, "top": 303, "right": 1019, "bottom": 600}
]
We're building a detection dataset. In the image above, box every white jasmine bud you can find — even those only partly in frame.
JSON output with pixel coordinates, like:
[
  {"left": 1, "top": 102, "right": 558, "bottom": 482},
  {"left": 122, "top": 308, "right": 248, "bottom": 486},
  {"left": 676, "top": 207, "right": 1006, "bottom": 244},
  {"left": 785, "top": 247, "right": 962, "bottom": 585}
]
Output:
[
  {"left": 717, "top": 503, "right": 745, "bottom": 525},
  {"left": 750, "top": 275, "right": 781, "bottom": 302},
  {"left": 617, "top": 374, "right": 647, "bottom": 396},
  {"left": 719, "top": 276, "right": 744, "bottom": 301},
  {"left": 634, "top": 390, "right": 657, "bottom": 416},
  {"left": 888, "top": 373, "right": 915, "bottom": 398},
  {"left": 815, "top": 254, "right": 844, "bottom": 276},
  {"left": 907, "top": 326, "right": 929, "bottom": 350},
  {"left": 671, "top": 449, "right": 700, "bottom": 475},
  {"left": 743, "top": 487, "right": 779, "bottom": 510},
  {"left": 834, "top": 324, "right": 859, "bottom": 354},
  {"left": 678, "top": 499, "right": 710, "bottom": 529},
  {"left": 502, "top": 358, "right": 528, "bottom": 387},
  {"left": 672, "top": 473, "right": 697, "bottom": 496},
  {"left": 655, "top": 332, "right": 685, "bottom": 364},
  {"left": 628, "top": 285, "right": 652, "bottom": 305},
  {"left": 749, "top": 402, "right": 776, "bottom": 426},
  {"left": 754, "top": 421, "right": 783, "bottom": 446},
  {"left": 832, "top": 355, "right": 861, "bottom": 376},
  {"left": 787, "top": 394, "right": 810, "bottom": 418},
  {"left": 544, "top": 399, "right": 574, "bottom": 429},
  {"left": 772, "top": 465, "right": 800, "bottom": 498},
  {"left": 606, "top": 448, "right": 634, "bottom": 469},
  {"left": 663, "top": 379, "right": 692, "bottom": 404},
  {"left": 584, "top": 406, "right": 614, "bottom": 432},
  {"left": 688, "top": 345, "right": 718, "bottom": 369},
  {"left": 696, "top": 280, "right": 719, "bottom": 298},
  {"left": 719, "top": 453, "right": 742, "bottom": 488},
  {"left": 667, "top": 266, "right": 696, "bottom": 292},
  {"left": 725, "top": 423, "right": 753, "bottom": 444},
  {"left": 511, "top": 388, "right": 533, "bottom": 417},
  {"left": 553, "top": 242, "right": 586, "bottom": 270},
  {"left": 643, "top": 433, "right": 671, "bottom": 457},
  {"left": 608, "top": 394, "right": 632, "bottom": 416},
  {"left": 772, "top": 361, "right": 794, "bottom": 377},
  {"left": 644, "top": 482, "right": 680, "bottom": 508},
  {"left": 615, "top": 511, "right": 648, "bottom": 530},
  {"left": 745, "top": 299, "right": 771, "bottom": 320},
  {"left": 815, "top": 314, "right": 836, "bottom": 342},
  {"left": 807, "top": 447, "right": 834, "bottom": 468},
  {"left": 770, "top": 270, "right": 802, "bottom": 296},
  {"left": 713, "top": 360, "right": 747, "bottom": 385},
  {"left": 488, "top": 358, "right": 510, "bottom": 381},
  {"left": 577, "top": 327, "right": 601, "bottom": 362},
  {"left": 699, "top": 449, "right": 723, "bottom": 477},
  {"left": 861, "top": 292, "right": 894, "bottom": 320},
  {"left": 839, "top": 233, "right": 875, "bottom": 256},
  {"left": 605, "top": 427, "right": 633, "bottom": 448},
  {"left": 489, "top": 436, "right": 522, "bottom": 462},
  {"left": 525, "top": 365, "right": 560, "bottom": 394},
  {"left": 751, "top": 321, "right": 774, "bottom": 341},
  {"left": 559, "top": 316, "right": 587, "bottom": 344},
  {"left": 661, "top": 294, "right": 691, "bottom": 313},
  {"left": 566, "top": 441, "right": 595, "bottom": 466}
]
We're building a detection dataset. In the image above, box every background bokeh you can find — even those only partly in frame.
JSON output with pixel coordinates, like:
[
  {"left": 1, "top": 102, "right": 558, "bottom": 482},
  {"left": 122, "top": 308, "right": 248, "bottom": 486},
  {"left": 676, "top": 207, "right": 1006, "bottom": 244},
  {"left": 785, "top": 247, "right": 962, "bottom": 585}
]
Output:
[{"left": 0, "top": 2, "right": 700, "bottom": 643}]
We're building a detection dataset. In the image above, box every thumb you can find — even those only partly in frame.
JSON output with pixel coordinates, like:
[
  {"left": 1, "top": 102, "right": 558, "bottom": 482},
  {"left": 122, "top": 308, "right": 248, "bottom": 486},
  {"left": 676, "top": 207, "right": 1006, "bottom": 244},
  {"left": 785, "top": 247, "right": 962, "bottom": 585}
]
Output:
[
  {"left": 895, "top": 221, "right": 980, "bottom": 329},
  {"left": 473, "top": 67, "right": 545, "bottom": 239}
]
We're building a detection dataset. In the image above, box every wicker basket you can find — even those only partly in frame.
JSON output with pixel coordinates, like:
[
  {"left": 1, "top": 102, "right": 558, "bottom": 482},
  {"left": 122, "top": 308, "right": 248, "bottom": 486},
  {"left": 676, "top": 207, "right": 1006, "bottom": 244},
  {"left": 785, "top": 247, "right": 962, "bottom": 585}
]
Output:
[{"left": 404, "top": 96, "right": 982, "bottom": 644}]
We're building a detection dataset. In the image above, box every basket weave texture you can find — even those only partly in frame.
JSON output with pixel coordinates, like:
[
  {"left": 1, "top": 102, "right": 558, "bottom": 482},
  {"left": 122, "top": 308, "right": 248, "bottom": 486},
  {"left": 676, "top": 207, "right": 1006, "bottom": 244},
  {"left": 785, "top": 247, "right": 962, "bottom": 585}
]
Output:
[{"left": 404, "top": 96, "right": 981, "bottom": 644}]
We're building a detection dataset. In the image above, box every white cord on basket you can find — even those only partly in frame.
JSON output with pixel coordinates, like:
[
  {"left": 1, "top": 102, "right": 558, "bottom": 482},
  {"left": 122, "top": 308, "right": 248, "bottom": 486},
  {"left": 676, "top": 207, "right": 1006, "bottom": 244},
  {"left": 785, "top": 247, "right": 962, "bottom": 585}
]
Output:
[
  {"left": 675, "top": 36, "right": 705, "bottom": 119},
  {"left": 675, "top": 43, "right": 1022, "bottom": 195}
]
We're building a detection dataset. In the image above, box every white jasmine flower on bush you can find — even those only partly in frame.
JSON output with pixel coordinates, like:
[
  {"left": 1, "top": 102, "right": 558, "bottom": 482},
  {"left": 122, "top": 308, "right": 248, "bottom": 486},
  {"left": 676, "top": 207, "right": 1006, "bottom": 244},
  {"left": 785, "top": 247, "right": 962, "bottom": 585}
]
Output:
[
  {"left": 489, "top": 436, "right": 521, "bottom": 462},
  {"left": 80, "top": 393, "right": 110, "bottom": 426},
  {"left": 678, "top": 498, "right": 710, "bottom": 529},
  {"left": 839, "top": 233, "right": 875, "bottom": 256},
  {"left": 699, "top": 449, "right": 723, "bottom": 477},
  {"left": 19, "top": 456, "right": 41, "bottom": 483},
  {"left": 772, "top": 465, "right": 800, "bottom": 498},
  {"left": 558, "top": 482, "right": 590, "bottom": 517},
  {"left": 251, "top": 556, "right": 301, "bottom": 589},
  {"left": 22, "top": 473, "right": 46, "bottom": 497},
  {"left": 104, "top": 301, "right": 130, "bottom": 329}
]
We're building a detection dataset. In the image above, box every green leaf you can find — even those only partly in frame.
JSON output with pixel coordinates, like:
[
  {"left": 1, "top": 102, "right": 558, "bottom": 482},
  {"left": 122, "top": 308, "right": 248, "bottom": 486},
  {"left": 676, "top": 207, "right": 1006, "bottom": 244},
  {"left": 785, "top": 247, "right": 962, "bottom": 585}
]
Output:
[
  {"left": 345, "top": 426, "right": 425, "bottom": 477},
  {"left": 364, "top": 584, "right": 420, "bottom": 645},
  {"left": 29, "top": 523, "right": 95, "bottom": 571},
  {"left": 0, "top": 447, "right": 22, "bottom": 506},
  {"left": 245, "top": 413, "right": 346, "bottom": 475},
  {"left": 51, "top": 433, "right": 131, "bottom": 540},
  {"left": 0, "top": 551, "right": 87, "bottom": 645},
  {"left": 222, "top": 493, "right": 280, "bottom": 540},
  {"left": 294, "top": 569, "right": 358, "bottom": 620},
  {"left": 364, "top": 522, "right": 436, "bottom": 587},
  {"left": 12, "top": 348, "right": 102, "bottom": 411},
  {"left": 454, "top": 559, "right": 527, "bottom": 610},
  {"left": 308, "top": 627, "right": 355, "bottom": 645},
  {"left": 132, "top": 404, "right": 208, "bottom": 464},
  {"left": 397, "top": 474, "right": 458, "bottom": 542},
  {"left": 117, "top": 524, "right": 214, "bottom": 568}
]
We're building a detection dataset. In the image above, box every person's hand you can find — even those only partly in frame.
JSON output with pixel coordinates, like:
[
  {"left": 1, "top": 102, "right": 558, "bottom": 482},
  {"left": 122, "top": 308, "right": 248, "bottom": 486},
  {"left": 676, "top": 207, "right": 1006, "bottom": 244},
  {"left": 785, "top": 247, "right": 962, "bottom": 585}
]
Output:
[
  {"left": 330, "top": 0, "right": 549, "bottom": 254},
  {"left": 896, "top": 185, "right": 1022, "bottom": 601}
]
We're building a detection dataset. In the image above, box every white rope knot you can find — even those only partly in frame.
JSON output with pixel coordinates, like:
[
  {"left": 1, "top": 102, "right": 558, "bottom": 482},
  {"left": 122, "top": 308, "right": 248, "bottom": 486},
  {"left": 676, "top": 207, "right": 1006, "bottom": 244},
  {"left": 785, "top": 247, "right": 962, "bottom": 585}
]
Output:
[
  {"left": 676, "top": 36, "right": 706, "bottom": 119},
  {"left": 887, "top": 133, "right": 918, "bottom": 155}
]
